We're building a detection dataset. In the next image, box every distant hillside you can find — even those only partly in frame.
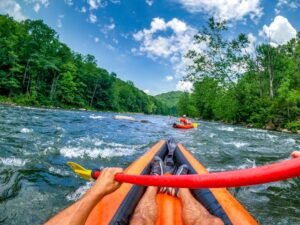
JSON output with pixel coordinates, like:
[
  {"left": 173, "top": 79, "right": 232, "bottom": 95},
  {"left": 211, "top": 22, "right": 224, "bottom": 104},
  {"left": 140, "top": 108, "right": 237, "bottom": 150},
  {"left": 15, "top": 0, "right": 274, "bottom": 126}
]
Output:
[{"left": 155, "top": 91, "right": 183, "bottom": 115}]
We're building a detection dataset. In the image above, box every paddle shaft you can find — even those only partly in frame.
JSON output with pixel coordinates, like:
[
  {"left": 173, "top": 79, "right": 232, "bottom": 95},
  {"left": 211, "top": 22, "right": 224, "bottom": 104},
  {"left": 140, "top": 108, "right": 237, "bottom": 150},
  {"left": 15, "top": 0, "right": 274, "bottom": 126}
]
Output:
[{"left": 92, "top": 157, "right": 300, "bottom": 188}]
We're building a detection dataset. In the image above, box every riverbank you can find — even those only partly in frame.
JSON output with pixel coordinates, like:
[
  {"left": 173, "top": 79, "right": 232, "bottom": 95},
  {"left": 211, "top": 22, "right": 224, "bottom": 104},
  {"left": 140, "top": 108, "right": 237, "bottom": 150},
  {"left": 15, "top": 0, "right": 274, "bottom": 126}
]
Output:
[
  {"left": 194, "top": 117, "right": 300, "bottom": 135},
  {"left": 0, "top": 97, "right": 148, "bottom": 115},
  {"left": 1, "top": 99, "right": 299, "bottom": 135}
]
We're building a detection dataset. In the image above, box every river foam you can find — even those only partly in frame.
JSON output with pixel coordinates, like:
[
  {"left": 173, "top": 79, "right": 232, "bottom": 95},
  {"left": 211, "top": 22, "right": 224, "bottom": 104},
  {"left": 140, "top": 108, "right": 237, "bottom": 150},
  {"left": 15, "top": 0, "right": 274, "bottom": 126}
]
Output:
[
  {"left": 49, "top": 166, "right": 70, "bottom": 176},
  {"left": 222, "top": 141, "right": 249, "bottom": 148},
  {"left": 60, "top": 146, "right": 136, "bottom": 159},
  {"left": 89, "top": 114, "right": 104, "bottom": 119},
  {"left": 0, "top": 157, "right": 28, "bottom": 167},
  {"left": 66, "top": 182, "right": 93, "bottom": 201},
  {"left": 20, "top": 128, "right": 33, "bottom": 133},
  {"left": 218, "top": 126, "right": 235, "bottom": 132}
]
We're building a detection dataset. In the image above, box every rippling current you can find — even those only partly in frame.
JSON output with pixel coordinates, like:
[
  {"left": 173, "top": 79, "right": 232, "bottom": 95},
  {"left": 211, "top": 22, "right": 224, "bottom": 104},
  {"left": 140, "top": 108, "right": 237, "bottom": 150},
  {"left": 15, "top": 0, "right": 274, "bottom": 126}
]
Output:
[{"left": 0, "top": 105, "right": 300, "bottom": 225}]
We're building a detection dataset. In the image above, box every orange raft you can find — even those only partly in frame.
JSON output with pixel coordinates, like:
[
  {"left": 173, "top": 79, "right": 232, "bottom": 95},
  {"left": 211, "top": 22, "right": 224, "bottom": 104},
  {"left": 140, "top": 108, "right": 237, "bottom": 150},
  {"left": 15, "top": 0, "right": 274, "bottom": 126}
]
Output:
[
  {"left": 173, "top": 123, "right": 194, "bottom": 129},
  {"left": 85, "top": 140, "right": 258, "bottom": 225}
]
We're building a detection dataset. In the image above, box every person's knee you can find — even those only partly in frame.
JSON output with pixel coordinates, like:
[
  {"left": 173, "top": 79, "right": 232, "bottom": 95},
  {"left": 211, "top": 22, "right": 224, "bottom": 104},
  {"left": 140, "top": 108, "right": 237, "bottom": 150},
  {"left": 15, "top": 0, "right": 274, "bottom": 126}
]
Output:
[
  {"left": 207, "top": 217, "right": 224, "bottom": 225},
  {"left": 130, "top": 215, "right": 155, "bottom": 225}
]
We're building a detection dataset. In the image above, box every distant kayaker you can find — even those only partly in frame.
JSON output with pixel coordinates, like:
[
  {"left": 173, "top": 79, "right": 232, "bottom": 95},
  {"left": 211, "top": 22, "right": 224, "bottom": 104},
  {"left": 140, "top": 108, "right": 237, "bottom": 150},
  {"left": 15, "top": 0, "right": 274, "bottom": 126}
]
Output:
[
  {"left": 45, "top": 160, "right": 224, "bottom": 225},
  {"left": 179, "top": 114, "right": 192, "bottom": 125}
]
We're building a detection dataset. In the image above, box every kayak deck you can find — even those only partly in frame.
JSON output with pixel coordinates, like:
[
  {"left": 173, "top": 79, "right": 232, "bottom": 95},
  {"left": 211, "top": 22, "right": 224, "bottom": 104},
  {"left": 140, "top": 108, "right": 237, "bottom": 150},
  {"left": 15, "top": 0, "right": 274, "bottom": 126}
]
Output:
[{"left": 85, "top": 140, "right": 258, "bottom": 225}]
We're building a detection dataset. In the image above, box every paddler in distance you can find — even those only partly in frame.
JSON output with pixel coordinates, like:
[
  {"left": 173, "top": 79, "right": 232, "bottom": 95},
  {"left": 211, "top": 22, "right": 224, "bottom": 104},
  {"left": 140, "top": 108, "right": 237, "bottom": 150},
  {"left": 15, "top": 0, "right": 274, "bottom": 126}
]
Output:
[{"left": 179, "top": 114, "right": 192, "bottom": 125}]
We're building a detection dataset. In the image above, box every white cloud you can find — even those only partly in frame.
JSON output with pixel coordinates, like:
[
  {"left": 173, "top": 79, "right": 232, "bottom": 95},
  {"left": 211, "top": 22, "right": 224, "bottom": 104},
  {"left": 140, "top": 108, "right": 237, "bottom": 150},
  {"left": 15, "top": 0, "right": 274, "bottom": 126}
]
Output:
[
  {"left": 166, "top": 76, "right": 174, "bottom": 81},
  {"left": 133, "top": 17, "right": 204, "bottom": 79},
  {"left": 110, "top": 0, "right": 120, "bottom": 4},
  {"left": 176, "top": 0, "right": 263, "bottom": 22},
  {"left": 260, "top": 16, "right": 297, "bottom": 46},
  {"left": 0, "top": 0, "right": 26, "bottom": 21},
  {"left": 25, "top": 0, "right": 49, "bottom": 8},
  {"left": 94, "top": 37, "right": 100, "bottom": 43},
  {"left": 24, "top": 0, "right": 49, "bottom": 12},
  {"left": 176, "top": 81, "right": 193, "bottom": 92},
  {"left": 33, "top": 3, "right": 40, "bottom": 12},
  {"left": 104, "top": 23, "right": 115, "bottom": 31},
  {"left": 88, "top": 0, "right": 102, "bottom": 10},
  {"left": 275, "top": 0, "right": 299, "bottom": 14},
  {"left": 87, "top": 0, "right": 119, "bottom": 10},
  {"left": 243, "top": 33, "right": 257, "bottom": 55},
  {"left": 57, "top": 14, "right": 64, "bottom": 28},
  {"left": 133, "top": 17, "right": 197, "bottom": 59},
  {"left": 112, "top": 38, "right": 118, "bottom": 44},
  {"left": 277, "top": 0, "right": 299, "bottom": 8},
  {"left": 146, "top": 0, "right": 153, "bottom": 6},
  {"left": 167, "top": 18, "right": 188, "bottom": 34},
  {"left": 64, "top": 0, "right": 73, "bottom": 6},
  {"left": 89, "top": 13, "right": 97, "bottom": 23},
  {"left": 101, "top": 23, "right": 116, "bottom": 35},
  {"left": 143, "top": 89, "right": 150, "bottom": 94},
  {"left": 80, "top": 6, "right": 87, "bottom": 13}
]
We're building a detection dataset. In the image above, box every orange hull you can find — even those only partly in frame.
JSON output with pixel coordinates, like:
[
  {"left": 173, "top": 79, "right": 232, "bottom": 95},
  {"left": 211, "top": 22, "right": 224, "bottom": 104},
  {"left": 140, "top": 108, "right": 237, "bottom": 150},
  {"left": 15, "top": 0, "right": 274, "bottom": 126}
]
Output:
[
  {"left": 85, "top": 140, "right": 258, "bottom": 225},
  {"left": 173, "top": 124, "right": 194, "bottom": 129}
]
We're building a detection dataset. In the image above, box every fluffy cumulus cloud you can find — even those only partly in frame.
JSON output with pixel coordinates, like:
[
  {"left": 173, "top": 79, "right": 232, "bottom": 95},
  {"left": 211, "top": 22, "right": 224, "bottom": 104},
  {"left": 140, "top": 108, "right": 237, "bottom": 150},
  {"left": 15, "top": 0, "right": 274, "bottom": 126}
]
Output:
[
  {"left": 25, "top": 0, "right": 49, "bottom": 13},
  {"left": 0, "top": 0, "right": 26, "bottom": 21},
  {"left": 133, "top": 17, "right": 198, "bottom": 65},
  {"left": 64, "top": 0, "right": 73, "bottom": 6},
  {"left": 166, "top": 76, "right": 174, "bottom": 81},
  {"left": 260, "top": 16, "right": 297, "bottom": 46},
  {"left": 33, "top": 3, "right": 40, "bottom": 12},
  {"left": 176, "top": 81, "right": 193, "bottom": 92},
  {"left": 143, "top": 89, "right": 150, "bottom": 94},
  {"left": 88, "top": 0, "right": 102, "bottom": 10},
  {"left": 81, "top": 6, "right": 87, "bottom": 13},
  {"left": 89, "top": 13, "right": 97, "bottom": 23},
  {"left": 133, "top": 17, "right": 204, "bottom": 91},
  {"left": 275, "top": 0, "right": 299, "bottom": 14},
  {"left": 57, "top": 14, "right": 64, "bottom": 28},
  {"left": 176, "top": 0, "right": 263, "bottom": 22},
  {"left": 101, "top": 23, "right": 115, "bottom": 34},
  {"left": 243, "top": 33, "right": 257, "bottom": 55},
  {"left": 87, "top": 0, "right": 119, "bottom": 9},
  {"left": 94, "top": 37, "right": 100, "bottom": 43},
  {"left": 146, "top": 0, "right": 153, "bottom": 6}
]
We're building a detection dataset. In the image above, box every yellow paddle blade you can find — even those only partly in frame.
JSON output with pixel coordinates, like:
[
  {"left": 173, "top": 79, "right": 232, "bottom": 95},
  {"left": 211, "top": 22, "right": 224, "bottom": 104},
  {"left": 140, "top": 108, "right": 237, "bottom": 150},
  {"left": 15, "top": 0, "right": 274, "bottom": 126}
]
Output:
[
  {"left": 67, "top": 161, "right": 87, "bottom": 171},
  {"left": 193, "top": 123, "right": 198, "bottom": 128},
  {"left": 74, "top": 169, "right": 92, "bottom": 180},
  {"left": 67, "top": 161, "right": 92, "bottom": 180}
]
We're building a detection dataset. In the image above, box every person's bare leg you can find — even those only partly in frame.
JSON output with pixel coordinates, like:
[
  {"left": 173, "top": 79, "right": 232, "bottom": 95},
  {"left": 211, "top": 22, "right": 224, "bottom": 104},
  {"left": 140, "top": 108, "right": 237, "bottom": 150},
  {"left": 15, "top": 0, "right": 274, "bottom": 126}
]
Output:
[
  {"left": 130, "top": 186, "right": 158, "bottom": 225},
  {"left": 178, "top": 188, "right": 224, "bottom": 225}
]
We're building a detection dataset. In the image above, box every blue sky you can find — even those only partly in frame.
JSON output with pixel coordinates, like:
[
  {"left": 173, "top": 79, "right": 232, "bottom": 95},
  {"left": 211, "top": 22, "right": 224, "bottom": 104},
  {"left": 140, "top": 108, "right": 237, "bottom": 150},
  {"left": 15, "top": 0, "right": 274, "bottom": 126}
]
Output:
[{"left": 0, "top": 0, "right": 299, "bottom": 95}]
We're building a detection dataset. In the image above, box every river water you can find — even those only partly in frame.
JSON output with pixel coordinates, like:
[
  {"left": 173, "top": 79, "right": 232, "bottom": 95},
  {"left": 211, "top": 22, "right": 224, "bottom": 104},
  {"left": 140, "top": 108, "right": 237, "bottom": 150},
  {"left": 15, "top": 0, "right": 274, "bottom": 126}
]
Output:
[{"left": 0, "top": 105, "right": 299, "bottom": 225}]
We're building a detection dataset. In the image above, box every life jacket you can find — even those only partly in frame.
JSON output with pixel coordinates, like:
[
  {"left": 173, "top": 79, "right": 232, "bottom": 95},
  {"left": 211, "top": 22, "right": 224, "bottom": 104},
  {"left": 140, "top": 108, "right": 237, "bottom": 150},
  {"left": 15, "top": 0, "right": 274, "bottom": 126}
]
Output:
[{"left": 179, "top": 118, "right": 188, "bottom": 124}]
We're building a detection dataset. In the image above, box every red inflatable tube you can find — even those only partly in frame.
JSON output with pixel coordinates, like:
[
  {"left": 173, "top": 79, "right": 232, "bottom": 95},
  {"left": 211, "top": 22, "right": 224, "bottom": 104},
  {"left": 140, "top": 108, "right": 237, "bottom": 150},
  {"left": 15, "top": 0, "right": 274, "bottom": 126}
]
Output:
[{"left": 92, "top": 158, "right": 300, "bottom": 188}]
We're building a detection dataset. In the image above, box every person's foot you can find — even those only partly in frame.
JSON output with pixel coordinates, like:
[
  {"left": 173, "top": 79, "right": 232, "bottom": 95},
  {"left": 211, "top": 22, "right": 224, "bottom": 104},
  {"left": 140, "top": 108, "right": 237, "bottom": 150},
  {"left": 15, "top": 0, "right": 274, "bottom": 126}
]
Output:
[
  {"left": 167, "top": 164, "right": 189, "bottom": 196},
  {"left": 150, "top": 156, "right": 164, "bottom": 176},
  {"left": 175, "top": 164, "right": 189, "bottom": 176}
]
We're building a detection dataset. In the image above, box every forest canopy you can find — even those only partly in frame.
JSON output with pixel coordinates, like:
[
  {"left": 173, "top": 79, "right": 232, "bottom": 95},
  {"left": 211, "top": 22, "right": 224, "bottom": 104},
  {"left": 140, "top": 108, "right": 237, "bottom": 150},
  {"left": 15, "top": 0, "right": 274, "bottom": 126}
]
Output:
[
  {"left": 0, "top": 15, "right": 169, "bottom": 115},
  {"left": 177, "top": 18, "right": 300, "bottom": 132}
]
